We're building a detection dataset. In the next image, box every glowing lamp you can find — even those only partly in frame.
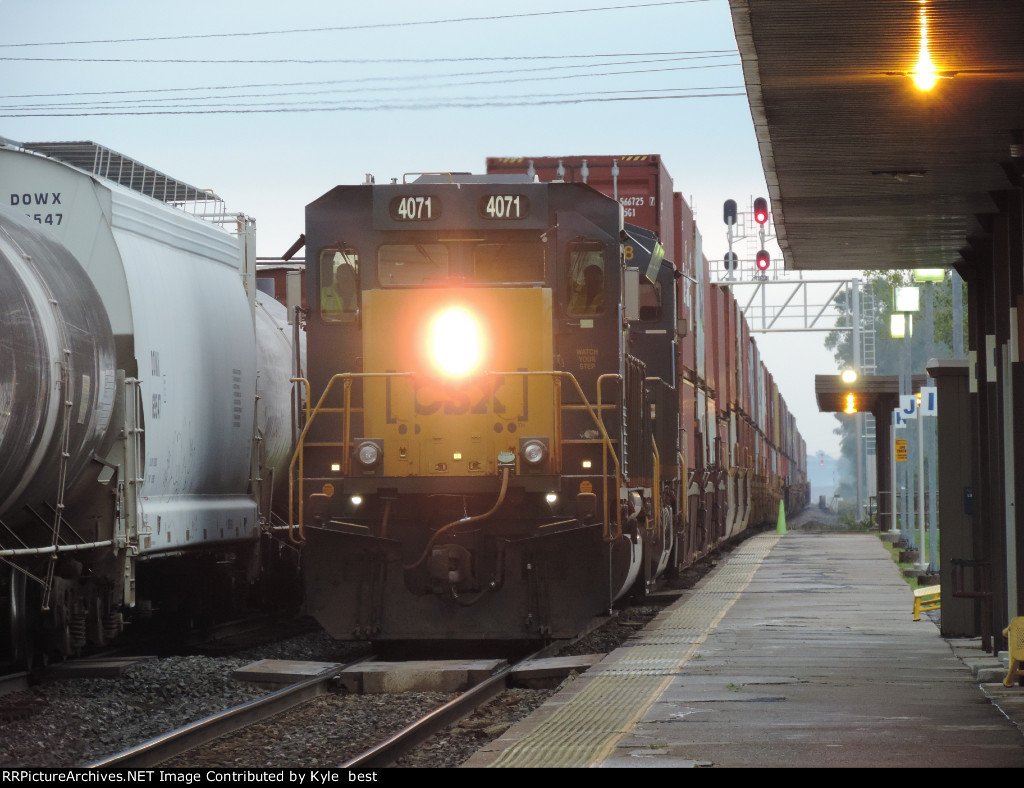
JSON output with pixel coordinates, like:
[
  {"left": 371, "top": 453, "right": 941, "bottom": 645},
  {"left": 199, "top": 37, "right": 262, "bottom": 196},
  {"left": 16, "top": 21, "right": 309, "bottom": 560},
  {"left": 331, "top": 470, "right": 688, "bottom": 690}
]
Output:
[
  {"left": 428, "top": 306, "right": 484, "bottom": 377},
  {"left": 753, "top": 197, "right": 769, "bottom": 225},
  {"left": 844, "top": 394, "right": 858, "bottom": 414},
  {"left": 894, "top": 286, "right": 920, "bottom": 313},
  {"left": 840, "top": 369, "right": 858, "bottom": 384},
  {"left": 912, "top": 6, "right": 937, "bottom": 91},
  {"left": 755, "top": 250, "right": 771, "bottom": 271}
]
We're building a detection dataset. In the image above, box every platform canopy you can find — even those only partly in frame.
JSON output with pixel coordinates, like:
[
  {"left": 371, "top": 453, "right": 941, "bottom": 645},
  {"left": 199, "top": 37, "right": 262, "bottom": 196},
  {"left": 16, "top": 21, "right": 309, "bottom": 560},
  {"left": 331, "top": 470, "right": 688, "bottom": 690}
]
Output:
[
  {"left": 729, "top": 0, "right": 1024, "bottom": 271},
  {"left": 815, "top": 374, "right": 925, "bottom": 415}
]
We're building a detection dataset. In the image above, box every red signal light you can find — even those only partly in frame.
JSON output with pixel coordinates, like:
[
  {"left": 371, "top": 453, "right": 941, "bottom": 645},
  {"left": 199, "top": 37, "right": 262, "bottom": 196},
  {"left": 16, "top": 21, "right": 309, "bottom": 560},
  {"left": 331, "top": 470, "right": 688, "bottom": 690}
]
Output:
[
  {"left": 753, "top": 197, "right": 769, "bottom": 225},
  {"left": 755, "top": 249, "right": 771, "bottom": 271}
]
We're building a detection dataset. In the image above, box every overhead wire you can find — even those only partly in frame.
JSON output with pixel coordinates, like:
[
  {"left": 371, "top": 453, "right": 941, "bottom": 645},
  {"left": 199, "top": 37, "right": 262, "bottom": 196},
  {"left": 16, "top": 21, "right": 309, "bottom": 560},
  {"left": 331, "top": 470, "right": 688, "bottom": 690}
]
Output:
[
  {"left": 0, "top": 2, "right": 739, "bottom": 116},
  {"left": 0, "top": 56, "right": 741, "bottom": 112},
  {"left": 0, "top": 1, "right": 715, "bottom": 48},
  {"left": 2, "top": 92, "right": 748, "bottom": 118}
]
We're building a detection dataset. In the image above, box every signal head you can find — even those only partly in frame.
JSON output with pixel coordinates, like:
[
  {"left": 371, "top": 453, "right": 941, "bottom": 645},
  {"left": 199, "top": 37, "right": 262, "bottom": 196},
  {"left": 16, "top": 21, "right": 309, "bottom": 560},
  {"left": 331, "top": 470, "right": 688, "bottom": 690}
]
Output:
[
  {"left": 724, "top": 252, "right": 738, "bottom": 271},
  {"left": 723, "top": 199, "right": 737, "bottom": 226},
  {"left": 753, "top": 197, "right": 769, "bottom": 225},
  {"left": 755, "top": 249, "right": 771, "bottom": 271}
]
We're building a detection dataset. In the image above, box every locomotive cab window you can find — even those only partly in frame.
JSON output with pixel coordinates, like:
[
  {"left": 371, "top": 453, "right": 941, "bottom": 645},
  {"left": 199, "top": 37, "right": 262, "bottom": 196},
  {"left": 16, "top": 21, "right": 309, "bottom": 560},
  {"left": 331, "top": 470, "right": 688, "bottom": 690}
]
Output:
[
  {"left": 639, "top": 280, "right": 662, "bottom": 322},
  {"left": 474, "top": 242, "right": 545, "bottom": 284},
  {"left": 567, "top": 241, "right": 605, "bottom": 316},
  {"left": 379, "top": 244, "right": 449, "bottom": 286},
  {"left": 320, "top": 248, "right": 360, "bottom": 323}
]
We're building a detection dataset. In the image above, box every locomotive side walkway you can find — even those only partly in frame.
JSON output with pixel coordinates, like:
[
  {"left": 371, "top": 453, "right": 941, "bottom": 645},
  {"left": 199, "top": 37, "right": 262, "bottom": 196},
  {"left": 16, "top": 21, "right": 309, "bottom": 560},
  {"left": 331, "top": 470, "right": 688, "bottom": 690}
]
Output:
[{"left": 465, "top": 525, "right": 1024, "bottom": 768}]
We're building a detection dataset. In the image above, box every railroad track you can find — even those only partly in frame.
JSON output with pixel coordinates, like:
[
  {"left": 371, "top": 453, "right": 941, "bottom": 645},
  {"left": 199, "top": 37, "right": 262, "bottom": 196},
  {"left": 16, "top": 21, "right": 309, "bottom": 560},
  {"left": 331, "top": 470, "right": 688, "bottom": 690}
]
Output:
[
  {"left": 88, "top": 659, "right": 370, "bottom": 768},
  {"left": 88, "top": 639, "right": 571, "bottom": 769}
]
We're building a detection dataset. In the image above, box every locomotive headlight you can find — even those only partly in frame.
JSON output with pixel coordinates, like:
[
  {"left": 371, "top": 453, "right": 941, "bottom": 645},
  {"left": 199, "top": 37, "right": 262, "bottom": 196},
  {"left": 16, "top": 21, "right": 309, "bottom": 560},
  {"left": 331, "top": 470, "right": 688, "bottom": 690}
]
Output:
[
  {"left": 354, "top": 440, "right": 382, "bottom": 469},
  {"left": 545, "top": 493, "right": 558, "bottom": 505},
  {"left": 520, "top": 438, "right": 549, "bottom": 467},
  {"left": 428, "top": 306, "right": 484, "bottom": 378}
]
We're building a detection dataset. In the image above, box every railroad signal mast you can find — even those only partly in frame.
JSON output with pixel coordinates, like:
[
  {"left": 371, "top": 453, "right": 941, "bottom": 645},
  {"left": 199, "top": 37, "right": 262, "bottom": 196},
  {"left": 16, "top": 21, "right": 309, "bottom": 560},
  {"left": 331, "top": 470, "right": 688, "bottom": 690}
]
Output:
[
  {"left": 721, "top": 196, "right": 773, "bottom": 281},
  {"left": 723, "top": 198, "right": 738, "bottom": 281},
  {"left": 753, "top": 196, "right": 770, "bottom": 280}
]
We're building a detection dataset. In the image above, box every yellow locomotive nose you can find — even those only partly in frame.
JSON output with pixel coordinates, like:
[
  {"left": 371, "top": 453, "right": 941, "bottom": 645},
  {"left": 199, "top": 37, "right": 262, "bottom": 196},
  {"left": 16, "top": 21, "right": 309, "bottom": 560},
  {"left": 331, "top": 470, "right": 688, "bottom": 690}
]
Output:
[{"left": 427, "top": 305, "right": 486, "bottom": 378}]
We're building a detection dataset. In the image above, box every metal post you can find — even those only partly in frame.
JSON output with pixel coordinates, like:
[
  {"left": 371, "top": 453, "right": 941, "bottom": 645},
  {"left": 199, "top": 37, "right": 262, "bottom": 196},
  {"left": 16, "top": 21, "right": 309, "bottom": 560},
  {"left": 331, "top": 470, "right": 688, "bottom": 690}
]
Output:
[
  {"left": 951, "top": 269, "right": 964, "bottom": 359},
  {"left": 905, "top": 325, "right": 913, "bottom": 548},
  {"left": 925, "top": 282, "right": 939, "bottom": 573},
  {"left": 890, "top": 410, "right": 900, "bottom": 536},
  {"left": 852, "top": 278, "right": 863, "bottom": 520},
  {"left": 917, "top": 405, "right": 927, "bottom": 570}
]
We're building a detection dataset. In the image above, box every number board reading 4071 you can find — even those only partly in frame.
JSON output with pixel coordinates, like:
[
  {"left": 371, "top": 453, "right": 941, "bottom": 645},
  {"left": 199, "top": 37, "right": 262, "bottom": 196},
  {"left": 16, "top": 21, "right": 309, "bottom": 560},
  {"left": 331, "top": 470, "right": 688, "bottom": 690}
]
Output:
[
  {"left": 389, "top": 195, "right": 440, "bottom": 221},
  {"left": 479, "top": 193, "right": 530, "bottom": 220}
]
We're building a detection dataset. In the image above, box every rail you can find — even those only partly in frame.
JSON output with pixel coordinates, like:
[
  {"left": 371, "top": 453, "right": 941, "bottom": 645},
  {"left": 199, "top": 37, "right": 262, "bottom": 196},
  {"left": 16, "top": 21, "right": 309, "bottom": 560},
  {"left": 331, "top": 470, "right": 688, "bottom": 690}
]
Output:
[
  {"left": 88, "top": 658, "right": 371, "bottom": 768},
  {"left": 288, "top": 370, "right": 622, "bottom": 543},
  {"left": 341, "top": 640, "right": 568, "bottom": 768}
]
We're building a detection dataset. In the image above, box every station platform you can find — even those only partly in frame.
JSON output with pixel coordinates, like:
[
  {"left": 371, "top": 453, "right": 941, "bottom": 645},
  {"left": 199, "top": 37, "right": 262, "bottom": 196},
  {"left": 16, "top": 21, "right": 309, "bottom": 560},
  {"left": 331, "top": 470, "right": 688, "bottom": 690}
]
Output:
[{"left": 464, "top": 523, "right": 1024, "bottom": 768}]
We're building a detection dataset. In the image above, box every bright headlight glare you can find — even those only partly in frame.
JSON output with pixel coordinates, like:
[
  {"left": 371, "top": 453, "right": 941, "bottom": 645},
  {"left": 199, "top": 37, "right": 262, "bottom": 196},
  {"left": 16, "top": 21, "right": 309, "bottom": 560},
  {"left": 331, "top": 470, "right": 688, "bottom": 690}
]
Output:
[
  {"left": 351, "top": 495, "right": 363, "bottom": 506},
  {"left": 545, "top": 493, "right": 558, "bottom": 504},
  {"left": 428, "top": 306, "right": 484, "bottom": 377}
]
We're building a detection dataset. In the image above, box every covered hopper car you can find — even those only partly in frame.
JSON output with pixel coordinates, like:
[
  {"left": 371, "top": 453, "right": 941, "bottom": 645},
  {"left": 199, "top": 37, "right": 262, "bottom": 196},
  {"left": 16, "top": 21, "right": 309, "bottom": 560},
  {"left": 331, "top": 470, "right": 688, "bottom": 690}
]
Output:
[{"left": 0, "top": 140, "right": 298, "bottom": 667}]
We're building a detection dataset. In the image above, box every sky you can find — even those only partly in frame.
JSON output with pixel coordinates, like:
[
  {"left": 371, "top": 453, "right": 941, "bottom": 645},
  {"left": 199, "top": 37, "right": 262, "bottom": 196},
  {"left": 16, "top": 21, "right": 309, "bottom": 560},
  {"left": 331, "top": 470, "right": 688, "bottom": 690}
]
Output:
[{"left": 0, "top": 0, "right": 855, "bottom": 458}]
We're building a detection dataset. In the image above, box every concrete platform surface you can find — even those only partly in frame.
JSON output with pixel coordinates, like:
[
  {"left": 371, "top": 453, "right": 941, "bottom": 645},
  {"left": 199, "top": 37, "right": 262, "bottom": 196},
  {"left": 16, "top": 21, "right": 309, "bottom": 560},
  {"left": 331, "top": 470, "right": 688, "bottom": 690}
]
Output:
[{"left": 465, "top": 531, "right": 1024, "bottom": 768}]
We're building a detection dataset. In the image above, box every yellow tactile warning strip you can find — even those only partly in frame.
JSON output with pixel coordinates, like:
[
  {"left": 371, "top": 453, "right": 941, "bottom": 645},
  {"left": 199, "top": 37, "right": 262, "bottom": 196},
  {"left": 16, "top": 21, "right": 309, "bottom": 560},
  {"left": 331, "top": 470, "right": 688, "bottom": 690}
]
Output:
[{"left": 488, "top": 533, "right": 780, "bottom": 768}]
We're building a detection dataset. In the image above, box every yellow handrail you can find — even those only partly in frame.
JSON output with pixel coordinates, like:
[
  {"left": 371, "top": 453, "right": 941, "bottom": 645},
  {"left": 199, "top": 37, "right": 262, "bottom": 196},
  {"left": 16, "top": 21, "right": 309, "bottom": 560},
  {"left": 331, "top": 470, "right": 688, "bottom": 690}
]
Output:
[{"left": 287, "top": 369, "right": 622, "bottom": 543}]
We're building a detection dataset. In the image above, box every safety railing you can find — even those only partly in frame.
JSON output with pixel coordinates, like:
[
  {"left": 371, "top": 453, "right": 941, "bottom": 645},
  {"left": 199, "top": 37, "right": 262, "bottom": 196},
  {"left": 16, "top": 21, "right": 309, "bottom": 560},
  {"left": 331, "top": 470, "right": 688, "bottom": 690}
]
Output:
[{"left": 288, "top": 370, "right": 623, "bottom": 544}]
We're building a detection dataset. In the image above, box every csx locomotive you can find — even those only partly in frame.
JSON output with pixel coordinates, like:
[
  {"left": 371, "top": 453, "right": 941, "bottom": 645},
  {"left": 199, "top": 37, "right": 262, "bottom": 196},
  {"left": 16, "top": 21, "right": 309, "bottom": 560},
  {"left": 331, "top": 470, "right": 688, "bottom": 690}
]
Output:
[{"left": 293, "top": 164, "right": 807, "bottom": 643}]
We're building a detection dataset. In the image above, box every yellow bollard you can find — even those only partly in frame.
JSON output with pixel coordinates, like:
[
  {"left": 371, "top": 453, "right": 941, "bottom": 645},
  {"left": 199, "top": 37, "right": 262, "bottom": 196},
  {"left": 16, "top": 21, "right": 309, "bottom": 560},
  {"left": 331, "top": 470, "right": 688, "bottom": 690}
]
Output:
[{"left": 777, "top": 499, "right": 787, "bottom": 535}]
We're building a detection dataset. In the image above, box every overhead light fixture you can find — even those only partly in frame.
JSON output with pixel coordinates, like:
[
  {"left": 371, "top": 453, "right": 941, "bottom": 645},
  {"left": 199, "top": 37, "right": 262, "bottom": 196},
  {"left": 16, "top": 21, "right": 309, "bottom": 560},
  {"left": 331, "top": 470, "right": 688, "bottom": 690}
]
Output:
[
  {"left": 895, "top": 286, "right": 920, "bottom": 313},
  {"left": 912, "top": 3, "right": 937, "bottom": 90},
  {"left": 840, "top": 369, "right": 858, "bottom": 384}
]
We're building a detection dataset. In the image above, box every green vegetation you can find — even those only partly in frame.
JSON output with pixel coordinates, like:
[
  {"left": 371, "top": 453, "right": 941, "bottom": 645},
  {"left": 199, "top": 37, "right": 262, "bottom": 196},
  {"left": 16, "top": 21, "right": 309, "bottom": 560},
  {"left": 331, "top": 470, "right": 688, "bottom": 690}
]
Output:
[
  {"left": 878, "top": 534, "right": 939, "bottom": 590},
  {"left": 824, "top": 271, "right": 966, "bottom": 499},
  {"left": 836, "top": 499, "right": 875, "bottom": 531}
]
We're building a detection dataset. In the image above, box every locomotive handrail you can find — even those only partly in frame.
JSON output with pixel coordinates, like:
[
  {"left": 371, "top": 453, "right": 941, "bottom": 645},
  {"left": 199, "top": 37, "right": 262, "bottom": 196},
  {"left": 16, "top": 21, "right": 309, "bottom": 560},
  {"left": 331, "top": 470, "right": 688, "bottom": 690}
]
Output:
[
  {"left": 402, "top": 172, "right": 454, "bottom": 184},
  {"left": 289, "top": 377, "right": 311, "bottom": 544},
  {"left": 648, "top": 436, "right": 661, "bottom": 538},
  {"left": 287, "top": 372, "right": 416, "bottom": 543},
  {"left": 288, "top": 369, "right": 622, "bottom": 544},
  {"left": 595, "top": 373, "right": 623, "bottom": 542}
]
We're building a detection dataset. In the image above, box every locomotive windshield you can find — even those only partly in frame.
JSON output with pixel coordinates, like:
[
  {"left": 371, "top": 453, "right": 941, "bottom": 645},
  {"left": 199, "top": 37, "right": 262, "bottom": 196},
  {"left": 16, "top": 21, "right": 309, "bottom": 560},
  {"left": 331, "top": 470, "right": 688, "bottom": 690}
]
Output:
[
  {"left": 376, "top": 240, "right": 544, "bottom": 286},
  {"left": 474, "top": 242, "right": 544, "bottom": 283},
  {"left": 378, "top": 243, "right": 448, "bottom": 286}
]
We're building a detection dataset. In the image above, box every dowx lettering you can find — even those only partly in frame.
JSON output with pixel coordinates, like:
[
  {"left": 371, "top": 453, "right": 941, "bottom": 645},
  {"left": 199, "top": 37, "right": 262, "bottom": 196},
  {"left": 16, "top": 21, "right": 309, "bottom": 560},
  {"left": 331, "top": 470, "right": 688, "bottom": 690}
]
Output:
[{"left": 10, "top": 192, "right": 62, "bottom": 205}]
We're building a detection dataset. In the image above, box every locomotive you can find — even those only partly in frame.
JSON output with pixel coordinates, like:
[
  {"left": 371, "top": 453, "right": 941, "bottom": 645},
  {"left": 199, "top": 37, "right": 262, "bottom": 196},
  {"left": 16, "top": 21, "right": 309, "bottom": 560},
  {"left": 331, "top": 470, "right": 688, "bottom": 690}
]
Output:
[
  {"left": 0, "top": 140, "right": 298, "bottom": 666},
  {"left": 293, "top": 159, "right": 807, "bottom": 644}
]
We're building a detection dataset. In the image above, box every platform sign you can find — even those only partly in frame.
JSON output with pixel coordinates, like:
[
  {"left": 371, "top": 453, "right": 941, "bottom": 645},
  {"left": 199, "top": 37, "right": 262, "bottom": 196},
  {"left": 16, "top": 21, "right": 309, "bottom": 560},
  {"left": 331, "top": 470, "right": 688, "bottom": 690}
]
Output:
[
  {"left": 899, "top": 394, "right": 918, "bottom": 420},
  {"left": 919, "top": 386, "right": 937, "bottom": 416},
  {"left": 895, "top": 438, "right": 908, "bottom": 462},
  {"left": 894, "top": 407, "right": 907, "bottom": 428}
]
